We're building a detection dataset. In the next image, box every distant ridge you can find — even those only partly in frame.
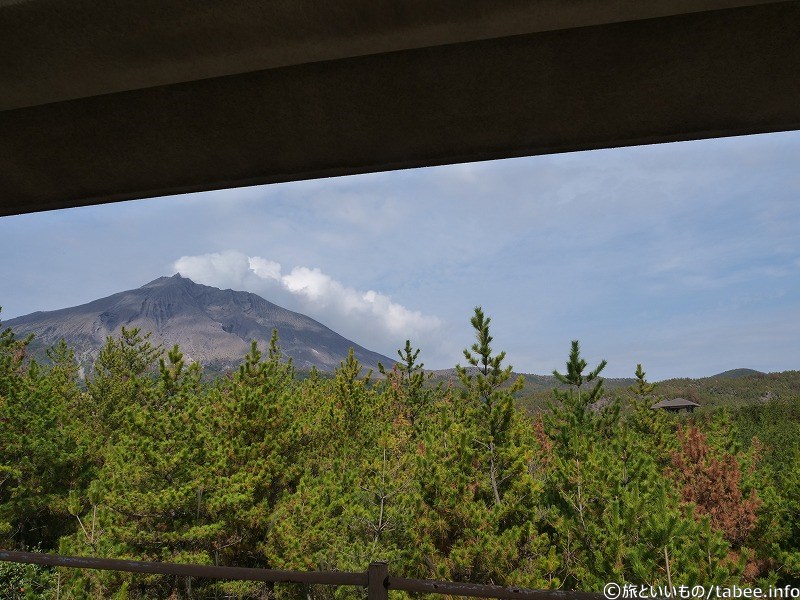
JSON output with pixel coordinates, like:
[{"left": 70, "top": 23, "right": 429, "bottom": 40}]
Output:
[
  {"left": 432, "top": 367, "right": 773, "bottom": 386},
  {"left": 709, "top": 368, "right": 766, "bottom": 379},
  {"left": 428, "top": 368, "right": 637, "bottom": 393},
  {"left": 5, "top": 274, "right": 393, "bottom": 373}
]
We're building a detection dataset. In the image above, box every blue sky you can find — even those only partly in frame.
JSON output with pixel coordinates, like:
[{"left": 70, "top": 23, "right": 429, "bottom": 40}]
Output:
[{"left": 1, "top": 131, "right": 798, "bottom": 380}]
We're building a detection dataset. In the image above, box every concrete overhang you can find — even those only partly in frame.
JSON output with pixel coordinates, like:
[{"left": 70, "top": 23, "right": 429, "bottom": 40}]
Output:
[{"left": 1, "top": 0, "right": 799, "bottom": 215}]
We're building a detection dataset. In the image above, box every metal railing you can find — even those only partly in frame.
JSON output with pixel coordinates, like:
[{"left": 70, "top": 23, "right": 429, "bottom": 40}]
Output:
[{"left": 0, "top": 550, "right": 601, "bottom": 600}]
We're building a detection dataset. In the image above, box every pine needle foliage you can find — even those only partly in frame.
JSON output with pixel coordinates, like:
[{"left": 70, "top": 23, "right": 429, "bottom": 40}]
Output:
[{"left": 0, "top": 307, "right": 798, "bottom": 596}]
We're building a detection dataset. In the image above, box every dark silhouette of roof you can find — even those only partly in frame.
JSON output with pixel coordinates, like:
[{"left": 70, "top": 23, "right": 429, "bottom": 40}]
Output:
[{"left": 2, "top": 1, "right": 799, "bottom": 216}]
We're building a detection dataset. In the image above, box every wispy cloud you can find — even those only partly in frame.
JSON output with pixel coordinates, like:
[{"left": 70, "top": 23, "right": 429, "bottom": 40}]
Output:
[{"left": 173, "top": 251, "right": 442, "bottom": 358}]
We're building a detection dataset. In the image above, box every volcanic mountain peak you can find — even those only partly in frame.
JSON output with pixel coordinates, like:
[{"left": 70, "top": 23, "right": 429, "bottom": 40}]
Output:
[{"left": 5, "top": 275, "right": 393, "bottom": 373}]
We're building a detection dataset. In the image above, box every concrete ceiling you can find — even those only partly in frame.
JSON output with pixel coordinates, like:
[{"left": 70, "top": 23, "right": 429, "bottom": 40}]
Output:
[{"left": 1, "top": 0, "right": 799, "bottom": 216}]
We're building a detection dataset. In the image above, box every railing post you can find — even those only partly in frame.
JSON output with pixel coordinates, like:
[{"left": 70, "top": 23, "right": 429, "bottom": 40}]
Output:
[{"left": 367, "top": 562, "right": 388, "bottom": 600}]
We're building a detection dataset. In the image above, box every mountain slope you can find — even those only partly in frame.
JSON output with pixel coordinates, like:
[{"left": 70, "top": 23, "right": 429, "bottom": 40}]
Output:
[
  {"left": 5, "top": 274, "right": 393, "bottom": 373},
  {"left": 709, "top": 368, "right": 766, "bottom": 379}
]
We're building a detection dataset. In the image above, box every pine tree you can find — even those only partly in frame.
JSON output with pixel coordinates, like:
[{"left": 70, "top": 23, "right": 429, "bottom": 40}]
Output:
[
  {"left": 626, "top": 364, "right": 675, "bottom": 469},
  {"left": 456, "top": 307, "right": 524, "bottom": 506},
  {"left": 0, "top": 316, "right": 85, "bottom": 551},
  {"left": 335, "top": 348, "right": 372, "bottom": 435},
  {"left": 630, "top": 363, "right": 656, "bottom": 398},
  {"left": 671, "top": 426, "right": 760, "bottom": 546},
  {"left": 379, "top": 340, "right": 434, "bottom": 429},
  {"left": 86, "top": 326, "right": 161, "bottom": 442},
  {"left": 542, "top": 343, "right": 734, "bottom": 588},
  {"left": 192, "top": 331, "right": 304, "bottom": 597},
  {"left": 552, "top": 340, "right": 607, "bottom": 408},
  {"left": 409, "top": 308, "right": 554, "bottom": 588}
]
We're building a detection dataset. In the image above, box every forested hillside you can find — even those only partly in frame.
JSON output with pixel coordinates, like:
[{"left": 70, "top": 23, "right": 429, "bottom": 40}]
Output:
[
  {"left": 514, "top": 370, "right": 800, "bottom": 413},
  {"left": 1, "top": 307, "right": 799, "bottom": 599}
]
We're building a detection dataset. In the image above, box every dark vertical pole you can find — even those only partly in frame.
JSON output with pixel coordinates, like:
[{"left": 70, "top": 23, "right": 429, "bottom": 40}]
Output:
[{"left": 367, "top": 562, "right": 388, "bottom": 600}]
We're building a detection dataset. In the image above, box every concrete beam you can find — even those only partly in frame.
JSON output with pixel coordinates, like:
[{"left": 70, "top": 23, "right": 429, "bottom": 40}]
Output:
[
  {"left": 1, "top": 0, "right": 780, "bottom": 111},
  {"left": 1, "top": 1, "right": 798, "bottom": 216}
]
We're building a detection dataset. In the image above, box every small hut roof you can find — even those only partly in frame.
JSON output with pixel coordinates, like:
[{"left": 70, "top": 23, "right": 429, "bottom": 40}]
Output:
[{"left": 651, "top": 397, "right": 701, "bottom": 409}]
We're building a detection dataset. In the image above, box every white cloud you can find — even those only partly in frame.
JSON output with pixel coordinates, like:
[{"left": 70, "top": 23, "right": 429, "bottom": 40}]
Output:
[
  {"left": 248, "top": 256, "right": 281, "bottom": 281},
  {"left": 173, "top": 251, "right": 442, "bottom": 358},
  {"left": 173, "top": 251, "right": 252, "bottom": 289}
]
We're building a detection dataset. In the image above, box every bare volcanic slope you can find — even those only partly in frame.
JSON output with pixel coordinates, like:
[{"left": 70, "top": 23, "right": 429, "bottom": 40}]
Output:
[{"left": 6, "top": 274, "right": 394, "bottom": 373}]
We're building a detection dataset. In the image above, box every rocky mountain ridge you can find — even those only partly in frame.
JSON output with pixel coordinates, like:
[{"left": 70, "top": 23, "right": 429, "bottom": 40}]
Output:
[{"left": 5, "top": 274, "right": 393, "bottom": 373}]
